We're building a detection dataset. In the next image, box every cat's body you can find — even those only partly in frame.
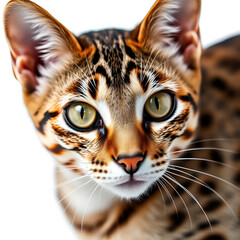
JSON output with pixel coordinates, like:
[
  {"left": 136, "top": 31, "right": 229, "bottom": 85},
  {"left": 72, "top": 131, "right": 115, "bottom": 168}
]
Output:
[{"left": 3, "top": 0, "right": 240, "bottom": 239}]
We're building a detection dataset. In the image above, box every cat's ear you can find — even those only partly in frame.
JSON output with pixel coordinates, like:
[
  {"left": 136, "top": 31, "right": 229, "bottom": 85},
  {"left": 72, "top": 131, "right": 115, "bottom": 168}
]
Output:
[
  {"left": 131, "top": 0, "right": 201, "bottom": 70},
  {"left": 4, "top": 0, "right": 82, "bottom": 93}
]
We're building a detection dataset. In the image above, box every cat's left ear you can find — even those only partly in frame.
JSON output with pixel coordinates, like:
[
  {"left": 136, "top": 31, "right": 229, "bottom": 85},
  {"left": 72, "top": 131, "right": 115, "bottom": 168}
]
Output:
[
  {"left": 131, "top": 0, "right": 201, "bottom": 70},
  {"left": 4, "top": 0, "right": 83, "bottom": 94}
]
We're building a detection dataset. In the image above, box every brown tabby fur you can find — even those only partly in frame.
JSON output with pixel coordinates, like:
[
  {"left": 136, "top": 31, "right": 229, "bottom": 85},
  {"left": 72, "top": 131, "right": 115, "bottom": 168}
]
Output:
[{"left": 3, "top": 0, "right": 240, "bottom": 239}]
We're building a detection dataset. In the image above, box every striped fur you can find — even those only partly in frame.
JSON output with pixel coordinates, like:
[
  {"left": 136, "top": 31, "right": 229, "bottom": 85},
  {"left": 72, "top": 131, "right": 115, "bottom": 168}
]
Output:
[
  {"left": 5, "top": 1, "right": 240, "bottom": 240},
  {"left": 4, "top": 0, "right": 201, "bottom": 237}
]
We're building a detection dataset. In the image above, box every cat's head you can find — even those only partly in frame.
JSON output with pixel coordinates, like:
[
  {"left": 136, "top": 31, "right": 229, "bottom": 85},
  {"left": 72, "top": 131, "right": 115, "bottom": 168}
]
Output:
[{"left": 4, "top": 0, "right": 201, "bottom": 199}]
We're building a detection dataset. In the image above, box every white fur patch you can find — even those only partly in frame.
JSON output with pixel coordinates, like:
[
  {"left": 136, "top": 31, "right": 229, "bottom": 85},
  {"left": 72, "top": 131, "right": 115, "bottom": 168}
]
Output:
[
  {"left": 95, "top": 101, "right": 112, "bottom": 127},
  {"left": 58, "top": 164, "right": 115, "bottom": 216},
  {"left": 135, "top": 95, "right": 146, "bottom": 122}
]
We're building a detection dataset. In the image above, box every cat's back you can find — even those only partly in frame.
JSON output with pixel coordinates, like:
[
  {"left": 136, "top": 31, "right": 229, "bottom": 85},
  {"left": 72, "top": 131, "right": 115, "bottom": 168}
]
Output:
[
  {"left": 200, "top": 36, "right": 240, "bottom": 139},
  {"left": 184, "top": 37, "right": 240, "bottom": 240}
]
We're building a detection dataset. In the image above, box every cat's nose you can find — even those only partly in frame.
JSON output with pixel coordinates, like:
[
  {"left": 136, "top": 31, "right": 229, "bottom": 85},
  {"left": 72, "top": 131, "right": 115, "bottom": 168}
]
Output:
[{"left": 114, "top": 152, "right": 145, "bottom": 175}]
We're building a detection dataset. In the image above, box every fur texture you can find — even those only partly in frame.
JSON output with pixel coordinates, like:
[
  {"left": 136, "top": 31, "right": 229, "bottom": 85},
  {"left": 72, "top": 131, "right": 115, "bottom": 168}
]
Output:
[{"left": 3, "top": 0, "right": 240, "bottom": 239}]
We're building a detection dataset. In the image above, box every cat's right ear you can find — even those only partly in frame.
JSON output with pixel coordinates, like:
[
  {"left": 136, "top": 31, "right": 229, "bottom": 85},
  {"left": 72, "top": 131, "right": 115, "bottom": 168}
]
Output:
[{"left": 4, "top": 0, "right": 82, "bottom": 94}]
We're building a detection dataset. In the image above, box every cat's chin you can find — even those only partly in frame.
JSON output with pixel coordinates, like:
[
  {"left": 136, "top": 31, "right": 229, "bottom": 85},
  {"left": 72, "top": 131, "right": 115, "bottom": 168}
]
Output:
[{"left": 105, "top": 179, "right": 153, "bottom": 199}]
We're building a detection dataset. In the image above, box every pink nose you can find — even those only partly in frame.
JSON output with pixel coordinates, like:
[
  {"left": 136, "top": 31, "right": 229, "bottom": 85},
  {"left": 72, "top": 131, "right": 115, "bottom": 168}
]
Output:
[{"left": 114, "top": 152, "right": 145, "bottom": 175}]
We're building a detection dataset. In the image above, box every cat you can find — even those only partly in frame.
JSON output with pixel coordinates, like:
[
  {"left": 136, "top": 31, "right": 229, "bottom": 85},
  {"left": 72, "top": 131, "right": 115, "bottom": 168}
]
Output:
[{"left": 3, "top": 0, "right": 240, "bottom": 239}]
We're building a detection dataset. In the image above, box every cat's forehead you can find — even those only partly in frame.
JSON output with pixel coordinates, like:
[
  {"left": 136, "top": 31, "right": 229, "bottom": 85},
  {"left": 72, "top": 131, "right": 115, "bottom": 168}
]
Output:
[
  {"left": 81, "top": 29, "right": 130, "bottom": 58},
  {"left": 55, "top": 30, "right": 183, "bottom": 106},
  {"left": 79, "top": 29, "right": 138, "bottom": 89},
  {"left": 74, "top": 29, "right": 180, "bottom": 92},
  {"left": 38, "top": 29, "right": 191, "bottom": 126}
]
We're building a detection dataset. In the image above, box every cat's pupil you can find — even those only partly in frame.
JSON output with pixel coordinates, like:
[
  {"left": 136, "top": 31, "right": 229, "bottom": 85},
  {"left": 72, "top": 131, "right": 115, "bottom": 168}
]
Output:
[
  {"left": 75, "top": 105, "right": 85, "bottom": 120},
  {"left": 154, "top": 97, "right": 160, "bottom": 110},
  {"left": 79, "top": 106, "right": 85, "bottom": 119}
]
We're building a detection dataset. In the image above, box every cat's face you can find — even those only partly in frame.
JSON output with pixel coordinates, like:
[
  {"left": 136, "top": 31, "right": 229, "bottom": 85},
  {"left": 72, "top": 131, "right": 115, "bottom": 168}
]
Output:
[{"left": 4, "top": 0, "right": 201, "bottom": 199}]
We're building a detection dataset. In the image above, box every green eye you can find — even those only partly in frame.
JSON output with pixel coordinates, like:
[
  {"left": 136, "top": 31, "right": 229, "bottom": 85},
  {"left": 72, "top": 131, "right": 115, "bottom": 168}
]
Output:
[
  {"left": 65, "top": 102, "right": 97, "bottom": 129},
  {"left": 144, "top": 91, "right": 175, "bottom": 120}
]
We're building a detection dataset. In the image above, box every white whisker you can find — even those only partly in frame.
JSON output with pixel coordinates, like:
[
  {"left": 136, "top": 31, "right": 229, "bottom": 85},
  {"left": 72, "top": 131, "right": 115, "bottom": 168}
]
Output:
[
  {"left": 167, "top": 167, "right": 236, "bottom": 218},
  {"left": 98, "top": 186, "right": 104, "bottom": 215},
  {"left": 68, "top": 58, "right": 90, "bottom": 80},
  {"left": 55, "top": 164, "right": 91, "bottom": 173},
  {"left": 157, "top": 179, "right": 178, "bottom": 216},
  {"left": 165, "top": 173, "right": 213, "bottom": 230},
  {"left": 155, "top": 181, "right": 167, "bottom": 215},
  {"left": 161, "top": 175, "right": 193, "bottom": 229},
  {"left": 169, "top": 164, "right": 240, "bottom": 192},
  {"left": 145, "top": 48, "right": 162, "bottom": 73},
  {"left": 84, "top": 53, "right": 95, "bottom": 83},
  {"left": 41, "top": 173, "right": 91, "bottom": 196},
  {"left": 71, "top": 182, "right": 97, "bottom": 226},
  {"left": 170, "top": 147, "right": 236, "bottom": 155},
  {"left": 54, "top": 174, "right": 89, "bottom": 190},
  {"left": 169, "top": 157, "right": 234, "bottom": 169},
  {"left": 80, "top": 184, "right": 99, "bottom": 232},
  {"left": 190, "top": 138, "right": 238, "bottom": 145},
  {"left": 62, "top": 195, "right": 72, "bottom": 215},
  {"left": 143, "top": 50, "right": 154, "bottom": 73},
  {"left": 56, "top": 179, "right": 94, "bottom": 206}
]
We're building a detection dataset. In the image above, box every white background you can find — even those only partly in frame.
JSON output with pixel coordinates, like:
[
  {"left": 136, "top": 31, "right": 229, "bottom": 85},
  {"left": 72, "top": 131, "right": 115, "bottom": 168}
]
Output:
[{"left": 0, "top": 0, "right": 240, "bottom": 239}]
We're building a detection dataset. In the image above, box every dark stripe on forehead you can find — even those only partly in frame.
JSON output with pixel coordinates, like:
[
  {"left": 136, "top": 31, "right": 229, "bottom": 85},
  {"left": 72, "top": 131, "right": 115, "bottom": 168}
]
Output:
[
  {"left": 149, "top": 71, "right": 162, "bottom": 88},
  {"left": 124, "top": 42, "right": 135, "bottom": 59},
  {"left": 37, "top": 111, "right": 59, "bottom": 134},
  {"left": 88, "top": 78, "right": 99, "bottom": 99},
  {"left": 96, "top": 65, "right": 111, "bottom": 87},
  {"left": 180, "top": 94, "right": 198, "bottom": 113},
  {"left": 67, "top": 80, "right": 86, "bottom": 97},
  {"left": 124, "top": 61, "right": 136, "bottom": 84},
  {"left": 137, "top": 71, "right": 149, "bottom": 93},
  {"left": 92, "top": 47, "right": 100, "bottom": 65},
  {"left": 115, "top": 42, "right": 123, "bottom": 61},
  {"left": 155, "top": 71, "right": 167, "bottom": 83}
]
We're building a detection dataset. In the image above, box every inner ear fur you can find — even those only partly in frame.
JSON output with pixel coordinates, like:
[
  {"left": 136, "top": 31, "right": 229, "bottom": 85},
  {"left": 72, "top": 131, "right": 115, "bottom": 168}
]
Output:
[
  {"left": 4, "top": 0, "right": 82, "bottom": 93},
  {"left": 131, "top": 0, "right": 202, "bottom": 70}
]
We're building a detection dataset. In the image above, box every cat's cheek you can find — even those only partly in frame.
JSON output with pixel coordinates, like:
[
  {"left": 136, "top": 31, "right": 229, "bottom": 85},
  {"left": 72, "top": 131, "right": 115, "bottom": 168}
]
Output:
[{"left": 167, "top": 111, "right": 199, "bottom": 158}]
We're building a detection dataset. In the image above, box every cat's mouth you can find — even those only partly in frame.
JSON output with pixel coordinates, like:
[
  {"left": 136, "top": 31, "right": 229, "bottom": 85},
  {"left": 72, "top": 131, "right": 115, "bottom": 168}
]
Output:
[
  {"left": 108, "top": 177, "right": 151, "bottom": 199},
  {"left": 115, "top": 178, "right": 146, "bottom": 188}
]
